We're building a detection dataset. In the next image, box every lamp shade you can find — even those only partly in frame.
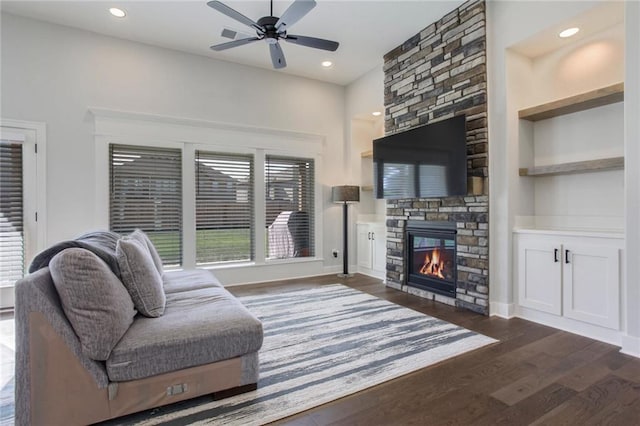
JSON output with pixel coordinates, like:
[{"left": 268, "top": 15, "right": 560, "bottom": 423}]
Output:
[{"left": 332, "top": 185, "right": 360, "bottom": 203}]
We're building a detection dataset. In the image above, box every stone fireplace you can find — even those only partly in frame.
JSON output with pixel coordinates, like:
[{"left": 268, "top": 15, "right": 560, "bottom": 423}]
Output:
[{"left": 383, "top": 0, "right": 489, "bottom": 314}]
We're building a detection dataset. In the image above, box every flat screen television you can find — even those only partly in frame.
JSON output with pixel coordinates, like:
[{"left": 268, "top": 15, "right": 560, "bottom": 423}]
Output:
[{"left": 373, "top": 115, "right": 467, "bottom": 199}]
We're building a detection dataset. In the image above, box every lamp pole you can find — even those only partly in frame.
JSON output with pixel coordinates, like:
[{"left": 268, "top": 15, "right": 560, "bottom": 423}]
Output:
[
  {"left": 342, "top": 201, "right": 349, "bottom": 276},
  {"left": 332, "top": 185, "right": 360, "bottom": 278}
]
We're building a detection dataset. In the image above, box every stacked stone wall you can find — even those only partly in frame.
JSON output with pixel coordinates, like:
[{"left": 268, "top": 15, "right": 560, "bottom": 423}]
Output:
[{"left": 383, "top": 0, "right": 488, "bottom": 314}]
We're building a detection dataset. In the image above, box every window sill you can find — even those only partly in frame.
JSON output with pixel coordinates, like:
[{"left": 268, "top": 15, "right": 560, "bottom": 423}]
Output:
[{"left": 194, "top": 256, "right": 323, "bottom": 271}]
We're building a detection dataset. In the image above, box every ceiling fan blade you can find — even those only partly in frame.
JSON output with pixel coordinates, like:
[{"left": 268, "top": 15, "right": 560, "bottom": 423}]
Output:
[
  {"left": 275, "top": 0, "right": 316, "bottom": 31},
  {"left": 221, "top": 26, "right": 255, "bottom": 40},
  {"left": 207, "top": 1, "right": 264, "bottom": 33},
  {"left": 285, "top": 35, "right": 339, "bottom": 51},
  {"left": 269, "top": 42, "right": 287, "bottom": 69},
  {"left": 210, "top": 37, "right": 260, "bottom": 51}
]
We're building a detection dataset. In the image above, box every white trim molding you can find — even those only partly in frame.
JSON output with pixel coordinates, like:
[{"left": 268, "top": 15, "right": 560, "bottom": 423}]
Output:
[
  {"left": 490, "top": 302, "right": 515, "bottom": 319},
  {"left": 0, "top": 118, "right": 47, "bottom": 252},
  {"left": 89, "top": 107, "right": 325, "bottom": 154},
  {"left": 621, "top": 334, "right": 640, "bottom": 359}
]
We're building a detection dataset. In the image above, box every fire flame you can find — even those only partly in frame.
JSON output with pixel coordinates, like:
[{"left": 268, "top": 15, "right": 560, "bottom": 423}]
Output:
[{"left": 420, "top": 248, "right": 445, "bottom": 279}]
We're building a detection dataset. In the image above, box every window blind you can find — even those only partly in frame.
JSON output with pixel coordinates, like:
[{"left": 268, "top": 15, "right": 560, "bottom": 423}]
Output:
[
  {"left": 0, "top": 140, "right": 24, "bottom": 286},
  {"left": 265, "top": 155, "right": 314, "bottom": 259},
  {"left": 195, "top": 151, "right": 254, "bottom": 264},
  {"left": 110, "top": 144, "right": 182, "bottom": 267}
]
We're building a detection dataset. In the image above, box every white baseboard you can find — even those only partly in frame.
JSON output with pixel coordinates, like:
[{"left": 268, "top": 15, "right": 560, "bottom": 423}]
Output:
[
  {"left": 356, "top": 267, "right": 385, "bottom": 281},
  {"left": 620, "top": 334, "right": 640, "bottom": 358},
  {"left": 490, "top": 301, "right": 515, "bottom": 319},
  {"left": 322, "top": 265, "right": 343, "bottom": 275}
]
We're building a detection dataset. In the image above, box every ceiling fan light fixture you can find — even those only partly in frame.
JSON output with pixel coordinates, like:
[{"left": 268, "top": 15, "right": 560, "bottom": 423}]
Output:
[
  {"left": 109, "top": 7, "right": 126, "bottom": 18},
  {"left": 321, "top": 61, "right": 333, "bottom": 68}
]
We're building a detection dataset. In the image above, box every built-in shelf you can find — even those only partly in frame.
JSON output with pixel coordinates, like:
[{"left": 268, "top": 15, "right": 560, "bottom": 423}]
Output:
[
  {"left": 519, "top": 156, "right": 624, "bottom": 177},
  {"left": 518, "top": 83, "right": 624, "bottom": 122},
  {"left": 361, "top": 150, "right": 373, "bottom": 158}
]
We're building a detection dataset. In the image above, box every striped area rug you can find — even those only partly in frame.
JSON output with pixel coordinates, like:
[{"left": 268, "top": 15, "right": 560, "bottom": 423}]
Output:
[{"left": 127, "top": 284, "right": 497, "bottom": 425}]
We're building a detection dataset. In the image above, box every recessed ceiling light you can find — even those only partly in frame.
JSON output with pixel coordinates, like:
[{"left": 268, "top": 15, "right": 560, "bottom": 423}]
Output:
[
  {"left": 372, "top": 111, "right": 382, "bottom": 117},
  {"left": 109, "top": 7, "right": 126, "bottom": 18},
  {"left": 559, "top": 27, "right": 579, "bottom": 38},
  {"left": 321, "top": 61, "right": 333, "bottom": 68}
]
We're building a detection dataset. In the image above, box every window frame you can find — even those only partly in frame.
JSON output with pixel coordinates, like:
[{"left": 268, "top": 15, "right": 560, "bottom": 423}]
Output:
[
  {"left": 109, "top": 143, "right": 184, "bottom": 267},
  {"left": 193, "top": 148, "right": 256, "bottom": 266},
  {"left": 264, "top": 154, "right": 316, "bottom": 261},
  {"left": 93, "top": 109, "right": 323, "bottom": 271}
]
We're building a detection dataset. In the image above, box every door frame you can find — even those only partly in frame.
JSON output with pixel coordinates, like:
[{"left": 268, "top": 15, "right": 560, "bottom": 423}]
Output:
[{"left": 0, "top": 119, "right": 47, "bottom": 309}]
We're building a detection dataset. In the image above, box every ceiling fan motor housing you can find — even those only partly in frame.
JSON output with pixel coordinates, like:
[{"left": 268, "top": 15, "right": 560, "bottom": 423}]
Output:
[{"left": 257, "top": 16, "right": 282, "bottom": 43}]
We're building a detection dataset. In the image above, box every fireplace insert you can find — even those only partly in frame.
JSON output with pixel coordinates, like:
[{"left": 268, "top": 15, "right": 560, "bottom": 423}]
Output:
[{"left": 406, "top": 221, "right": 456, "bottom": 297}]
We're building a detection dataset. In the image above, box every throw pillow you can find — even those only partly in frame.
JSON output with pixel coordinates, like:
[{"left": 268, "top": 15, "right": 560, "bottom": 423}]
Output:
[
  {"left": 130, "top": 229, "right": 164, "bottom": 276},
  {"left": 116, "top": 237, "right": 166, "bottom": 317},
  {"left": 50, "top": 248, "right": 136, "bottom": 361}
]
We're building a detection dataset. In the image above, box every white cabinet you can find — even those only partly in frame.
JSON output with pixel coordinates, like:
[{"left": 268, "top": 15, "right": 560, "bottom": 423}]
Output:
[
  {"left": 357, "top": 222, "right": 386, "bottom": 279},
  {"left": 515, "top": 231, "right": 621, "bottom": 330},
  {"left": 563, "top": 243, "right": 619, "bottom": 329},
  {"left": 517, "top": 237, "right": 562, "bottom": 315}
]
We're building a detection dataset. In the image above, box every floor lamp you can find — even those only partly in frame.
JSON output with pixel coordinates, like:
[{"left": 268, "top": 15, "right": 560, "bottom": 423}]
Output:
[{"left": 332, "top": 185, "right": 360, "bottom": 277}]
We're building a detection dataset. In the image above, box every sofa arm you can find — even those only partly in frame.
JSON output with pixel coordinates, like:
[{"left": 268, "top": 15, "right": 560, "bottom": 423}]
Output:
[{"left": 15, "top": 268, "right": 110, "bottom": 426}]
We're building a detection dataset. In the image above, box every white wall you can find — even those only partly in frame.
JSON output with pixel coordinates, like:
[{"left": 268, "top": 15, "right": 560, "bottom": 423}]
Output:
[
  {"left": 340, "top": 66, "right": 386, "bottom": 271},
  {"left": 345, "top": 66, "right": 385, "bottom": 219},
  {"left": 527, "top": 24, "right": 625, "bottom": 106},
  {"left": 1, "top": 13, "right": 348, "bottom": 281}
]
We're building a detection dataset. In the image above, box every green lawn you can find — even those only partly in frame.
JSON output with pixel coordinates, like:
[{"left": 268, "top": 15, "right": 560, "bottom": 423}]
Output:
[
  {"left": 145, "top": 228, "right": 252, "bottom": 265},
  {"left": 196, "top": 228, "right": 251, "bottom": 263}
]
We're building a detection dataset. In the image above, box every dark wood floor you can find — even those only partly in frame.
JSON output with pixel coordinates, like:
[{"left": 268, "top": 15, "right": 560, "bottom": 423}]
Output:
[{"left": 228, "top": 274, "right": 640, "bottom": 426}]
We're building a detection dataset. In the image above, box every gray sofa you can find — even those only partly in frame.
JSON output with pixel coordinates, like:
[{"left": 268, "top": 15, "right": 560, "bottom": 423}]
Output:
[{"left": 15, "top": 232, "right": 263, "bottom": 425}]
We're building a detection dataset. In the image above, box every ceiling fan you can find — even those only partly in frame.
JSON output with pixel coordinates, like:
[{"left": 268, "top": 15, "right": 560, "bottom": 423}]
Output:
[{"left": 207, "top": 0, "right": 339, "bottom": 69}]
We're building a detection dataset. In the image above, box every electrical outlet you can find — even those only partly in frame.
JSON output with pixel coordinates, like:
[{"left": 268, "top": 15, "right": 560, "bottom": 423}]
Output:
[{"left": 332, "top": 249, "right": 339, "bottom": 258}]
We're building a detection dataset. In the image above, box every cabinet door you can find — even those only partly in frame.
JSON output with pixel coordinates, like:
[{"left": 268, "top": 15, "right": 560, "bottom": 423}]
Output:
[
  {"left": 517, "top": 236, "right": 562, "bottom": 315},
  {"left": 563, "top": 244, "right": 620, "bottom": 329},
  {"left": 371, "top": 224, "right": 387, "bottom": 274},
  {"left": 356, "top": 224, "right": 372, "bottom": 269}
]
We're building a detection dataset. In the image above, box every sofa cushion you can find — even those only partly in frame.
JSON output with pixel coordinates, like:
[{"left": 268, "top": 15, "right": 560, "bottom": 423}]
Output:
[
  {"left": 129, "top": 229, "right": 163, "bottom": 276},
  {"left": 106, "top": 286, "right": 263, "bottom": 381},
  {"left": 116, "top": 237, "right": 166, "bottom": 318},
  {"left": 162, "top": 269, "right": 222, "bottom": 294},
  {"left": 49, "top": 248, "right": 137, "bottom": 361}
]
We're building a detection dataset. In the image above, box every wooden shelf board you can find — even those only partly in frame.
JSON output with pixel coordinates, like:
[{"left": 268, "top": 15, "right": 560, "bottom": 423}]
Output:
[
  {"left": 361, "top": 150, "right": 373, "bottom": 158},
  {"left": 519, "top": 83, "right": 624, "bottom": 122},
  {"left": 519, "top": 156, "right": 624, "bottom": 177},
  {"left": 361, "top": 185, "right": 374, "bottom": 191}
]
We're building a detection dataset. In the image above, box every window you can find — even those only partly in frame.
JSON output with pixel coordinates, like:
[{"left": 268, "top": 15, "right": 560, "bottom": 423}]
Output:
[
  {"left": 0, "top": 140, "right": 25, "bottom": 288},
  {"left": 195, "top": 151, "right": 254, "bottom": 264},
  {"left": 265, "top": 155, "right": 314, "bottom": 259},
  {"left": 110, "top": 144, "right": 182, "bottom": 267}
]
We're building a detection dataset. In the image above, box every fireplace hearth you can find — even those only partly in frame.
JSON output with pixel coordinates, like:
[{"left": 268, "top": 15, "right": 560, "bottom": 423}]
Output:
[{"left": 406, "top": 221, "right": 457, "bottom": 297}]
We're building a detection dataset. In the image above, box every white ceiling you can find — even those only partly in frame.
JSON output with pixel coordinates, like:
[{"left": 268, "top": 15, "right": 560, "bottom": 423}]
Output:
[{"left": 1, "top": 0, "right": 466, "bottom": 86}]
